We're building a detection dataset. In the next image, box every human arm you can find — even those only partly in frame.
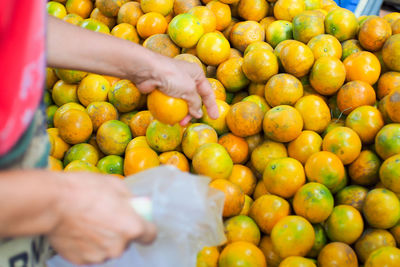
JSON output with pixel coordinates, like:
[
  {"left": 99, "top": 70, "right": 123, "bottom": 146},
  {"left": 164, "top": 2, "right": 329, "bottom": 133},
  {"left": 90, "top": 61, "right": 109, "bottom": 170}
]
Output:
[
  {"left": 46, "top": 15, "right": 219, "bottom": 123},
  {"left": 0, "top": 170, "right": 156, "bottom": 264}
]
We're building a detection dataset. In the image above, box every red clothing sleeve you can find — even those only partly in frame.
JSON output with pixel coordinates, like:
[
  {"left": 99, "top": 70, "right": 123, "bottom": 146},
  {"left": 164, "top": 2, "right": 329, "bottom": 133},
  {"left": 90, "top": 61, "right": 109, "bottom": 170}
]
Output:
[{"left": 0, "top": 0, "right": 46, "bottom": 155}]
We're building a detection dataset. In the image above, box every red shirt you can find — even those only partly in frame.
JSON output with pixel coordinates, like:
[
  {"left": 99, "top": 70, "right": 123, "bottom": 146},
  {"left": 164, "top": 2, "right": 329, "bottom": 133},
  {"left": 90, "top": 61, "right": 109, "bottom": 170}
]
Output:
[{"left": 0, "top": 0, "right": 46, "bottom": 156}]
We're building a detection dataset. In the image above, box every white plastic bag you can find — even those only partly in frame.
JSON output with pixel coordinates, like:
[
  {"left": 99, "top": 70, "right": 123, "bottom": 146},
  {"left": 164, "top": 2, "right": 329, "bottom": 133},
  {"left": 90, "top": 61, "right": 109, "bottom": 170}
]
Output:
[{"left": 47, "top": 166, "right": 226, "bottom": 267}]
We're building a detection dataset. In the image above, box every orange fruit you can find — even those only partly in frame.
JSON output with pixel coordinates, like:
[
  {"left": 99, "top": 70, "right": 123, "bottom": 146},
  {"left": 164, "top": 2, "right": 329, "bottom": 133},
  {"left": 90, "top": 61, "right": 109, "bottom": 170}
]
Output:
[
  {"left": 159, "top": 151, "right": 190, "bottom": 172},
  {"left": 224, "top": 215, "right": 261, "bottom": 245},
  {"left": 265, "top": 73, "right": 303, "bottom": 107},
  {"left": 46, "top": 68, "right": 58, "bottom": 91},
  {"left": 345, "top": 106, "right": 384, "bottom": 144},
  {"left": 365, "top": 246, "right": 400, "bottom": 267},
  {"left": 324, "top": 8, "right": 358, "bottom": 42},
  {"left": 96, "top": 120, "right": 132, "bottom": 156},
  {"left": 63, "top": 143, "right": 99, "bottom": 167},
  {"left": 200, "top": 100, "right": 230, "bottom": 135},
  {"left": 280, "top": 40, "right": 315, "bottom": 78},
  {"left": 348, "top": 150, "right": 381, "bottom": 186},
  {"left": 288, "top": 130, "right": 322, "bottom": 164},
  {"left": 143, "top": 34, "right": 181, "bottom": 58},
  {"left": 295, "top": 95, "right": 331, "bottom": 133},
  {"left": 377, "top": 71, "right": 400, "bottom": 100},
  {"left": 206, "top": 1, "right": 231, "bottom": 31},
  {"left": 263, "top": 105, "right": 303, "bottom": 143},
  {"left": 228, "top": 164, "right": 256, "bottom": 196},
  {"left": 52, "top": 80, "right": 78, "bottom": 106},
  {"left": 219, "top": 241, "right": 266, "bottom": 267},
  {"left": 129, "top": 111, "right": 153, "bottom": 137},
  {"left": 266, "top": 20, "right": 293, "bottom": 48},
  {"left": 209, "top": 179, "right": 244, "bottom": 217},
  {"left": 325, "top": 205, "right": 364, "bottom": 244},
  {"left": 97, "top": 155, "right": 124, "bottom": 175},
  {"left": 305, "top": 151, "right": 346, "bottom": 193},
  {"left": 341, "top": 39, "right": 363, "bottom": 60},
  {"left": 223, "top": 18, "right": 239, "bottom": 41},
  {"left": 293, "top": 182, "right": 334, "bottom": 223},
  {"left": 244, "top": 41, "right": 273, "bottom": 55},
  {"left": 66, "top": 0, "right": 93, "bottom": 19},
  {"left": 64, "top": 160, "right": 100, "bottom": 173},
  {"left": 168, "top": 13, "right": 204, "bottom": 48},
  {"left": 47, "top": 128, "right": 71, "bottom": 160},
  {"left": 86, "top": 101, "right": 118, "bottom": 131},
  {"left": 48, "top": 156, "right": 63, "bottom": 171},
  {"left": 47, "top": 1, "right": 67, "bottom": 18},
  {"left": 137, "top": 12, "right": 168, "bottom": 39},
  {"left": 251, "top": 140, "right": 288, "bottom": 174},
  {"left": 240, "top": 195, "right": 254, "bottom": 216},
  {"left": 392, "top": 19, "right": 400, "bottom": 34},
  {"left": 355, "top": 229, "right": 396, "bottom": 264},
  {"left": 147, "top": 89, "right": 188, "bottom": 125},
  {"left": 77, "top": 74, "right": 110, "bottom": 107},
  {"left": 117, "top": 2, "right": 143, "bottom": 26},
  {"left": 335, "top": 185, "right": 368, "bottom": 212},
  {"left": 226, "top": 102, "right": 264, "bottom": 137},
  {"left": 218, "top": 134, "right": 249, "bottom": 164},
  {"left": 391, "top": 222, "right": 400, "bottom": 246},
  {"left": 263, "top": 157, "right": 305, "bottom": 199},
  {"left": 317, "top": 242, "right": 358, "bottom": 267},
  {"left": 245, "top": 133, "right": 263, "bottom": 153},
  {"left": 80, "top": 18, "right": 110, "bottom": 33},
  {"left": 274, "top": 0, "right": 306, "bottom": 22},
  {"left": 237, "top": 0, "right": 269, "bottom": 22},
  {"left": 307, "top": 34, "right": 342, "bottom": 60},
  {"left": 337, "top": 81, "right": 376, "bottom": 115},
  {"left": 207, "top": 78, "right": 226, "bottom": 101},
  {"left": 260, "top": 16, "right": 277, "bottom": 33},
  {"left": 188, "top": 6, "right": 216, "bottom": 34},
  {"left": 252, "top": 180, "right": 270, "bottom": 199},
  {"left": 182, "top": 123, "right": 218, "bottom": 159},
  {"left": 119, "top": 111, "right": 138, "bottom": 126},
  {"left": 387, "top": 89, "right": 400, "bottom": 123},
  {"left": 196, "top": 32, "right": 230, "bottom": 66},
  {"left": 279, "top": 257, "right": 316, "bottom": 267},
  {"left": 322, "top": 126, "right": 362, "bottom": 165},
  {"left": 378, "top": 95, "right": 394, "bottom": 124},
  {"left": 63, "top": 13, "right": 84, "bottom": 25},
  {"left": 309, "top": 56, "right": 346, "bottom": 95},
  {"left": 375, "top": 124, "right": 400, "bottom": 160},
  {"left": 216, "top": 58, "right": 249, "bottom": 92},
  {"left": 242, "top": 95, "right": 270, "bottom": 115},
  {"left": 95, "top": 0, "right": 129, "bottom": 17},
  {"left": 196, "top": 247, "right": 219, "bottom": 267},
  {"left": 380, "top": 154, "right": 400, "bottom": 194},
  {"left": 193, "top": 143, "right": 233, "bottom": 181},
  {"left": 230, "top": 21, "right": 265, "bottom": 52},
  {"left": 383, "top": 12, "right": 400, "bottom": 25},
  {"left": 54, "top": 69, "right": 87, "bottom": 84},
  {"left": 173, "top": 0, "right": 201, "bottom": 15},
  {"left": 307, "top": 224, "right": 328, "bottom": 258},
  {"left": 126, "top": 136, "right": 150, "bottom": 152},
  {"left": 90, "top": 8, "right": 116, "bottom": 29},
  {"left": 140, "top": 0, "right": 173, "bottom": 16},
  {"left": 359, "top": 17, "right": 392, "bottom": 52},
  {"left": 363, "top": 188, "right": 400, "bottom": 229},
  {"left": 343, "top": 51, "right": 381, "bottom": 85},
  {"left": 293, "top": 11, "right": 325, "bottom": 44},
  {"left": 108, "top": 80, "right": 141, "bottom": 113},
  {"left": 242, "top": 49, "right": 279, "bottom": 83},
  {"left": 145, "top": 120, "right": 181, "bottom": 152},
  {"left": 124, "top": 146, "right": 160, "bottom": 176},
  {"left": 259, "top": 235, "right": 282, "bottom": 267},
  {"left": 53, "top": 103, "right": 85, "bottom": 128},
  {"left": 271, "top": 215, "right": 315, "bottom": 258},
  {"left": 249, "top": 194, "right": 290, "bottom": 234},
  {"left": 57, "top": 109, "right": 93, "bottom": 145}
]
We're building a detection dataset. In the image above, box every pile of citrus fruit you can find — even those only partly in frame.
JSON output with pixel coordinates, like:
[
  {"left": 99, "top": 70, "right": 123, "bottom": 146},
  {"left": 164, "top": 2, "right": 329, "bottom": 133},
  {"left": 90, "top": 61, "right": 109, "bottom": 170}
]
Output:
[{"left": 45, "top": 0, "right": 400, "bottom": 266}]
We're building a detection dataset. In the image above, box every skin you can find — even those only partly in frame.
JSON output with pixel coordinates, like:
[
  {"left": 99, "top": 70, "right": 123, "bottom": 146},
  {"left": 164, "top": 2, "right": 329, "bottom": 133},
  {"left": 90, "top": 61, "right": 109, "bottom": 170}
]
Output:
[{"left": 0, "top": 15, "right": 219, "bottom": 265}]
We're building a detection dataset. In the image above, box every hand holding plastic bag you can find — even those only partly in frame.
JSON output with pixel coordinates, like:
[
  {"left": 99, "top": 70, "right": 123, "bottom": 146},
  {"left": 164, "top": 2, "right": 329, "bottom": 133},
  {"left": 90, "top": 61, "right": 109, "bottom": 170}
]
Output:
[{"left": 48, "top": 166, "right": 226, "bottom": 267}]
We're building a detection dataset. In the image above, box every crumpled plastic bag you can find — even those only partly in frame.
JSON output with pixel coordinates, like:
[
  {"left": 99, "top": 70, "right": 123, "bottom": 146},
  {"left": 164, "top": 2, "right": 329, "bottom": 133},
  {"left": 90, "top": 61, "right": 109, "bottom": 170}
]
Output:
[{"left": 47, "top": 166, "right": 226, "bottom": 267}]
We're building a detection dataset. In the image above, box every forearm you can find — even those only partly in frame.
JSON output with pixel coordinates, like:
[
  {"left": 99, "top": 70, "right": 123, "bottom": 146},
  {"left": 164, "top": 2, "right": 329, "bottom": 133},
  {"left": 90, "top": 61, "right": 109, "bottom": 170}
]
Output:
[
  {"left": 0, "top": 170, "right": 63, "bottom": 238},
  {"left": 46, "top": 15, "right": 157, "bottom": 81}
]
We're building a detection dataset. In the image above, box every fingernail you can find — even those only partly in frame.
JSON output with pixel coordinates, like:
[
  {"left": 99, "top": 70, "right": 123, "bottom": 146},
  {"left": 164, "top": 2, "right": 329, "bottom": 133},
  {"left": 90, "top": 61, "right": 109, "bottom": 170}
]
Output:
[{"left": 197, "top": 109, "right": 203, "bottom": 118}]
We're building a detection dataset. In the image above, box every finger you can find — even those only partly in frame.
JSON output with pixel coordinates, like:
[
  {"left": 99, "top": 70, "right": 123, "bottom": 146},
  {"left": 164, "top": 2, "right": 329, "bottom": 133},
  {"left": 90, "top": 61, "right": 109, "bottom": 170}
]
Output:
[
  {"left": 135, "top": 222, "right": 157, "bottom": 245},
  {"left": 180, "top": 115, "right": 192, "bottom": 126},
  {"left": 181, "top": 84, "right": 203, "bottom": 119},
  {"left": 136, "top": 80, "right": 160, "bottom": 94},
  {"left": 196, "top": 78, "right": 219, "bottom": 119}
]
